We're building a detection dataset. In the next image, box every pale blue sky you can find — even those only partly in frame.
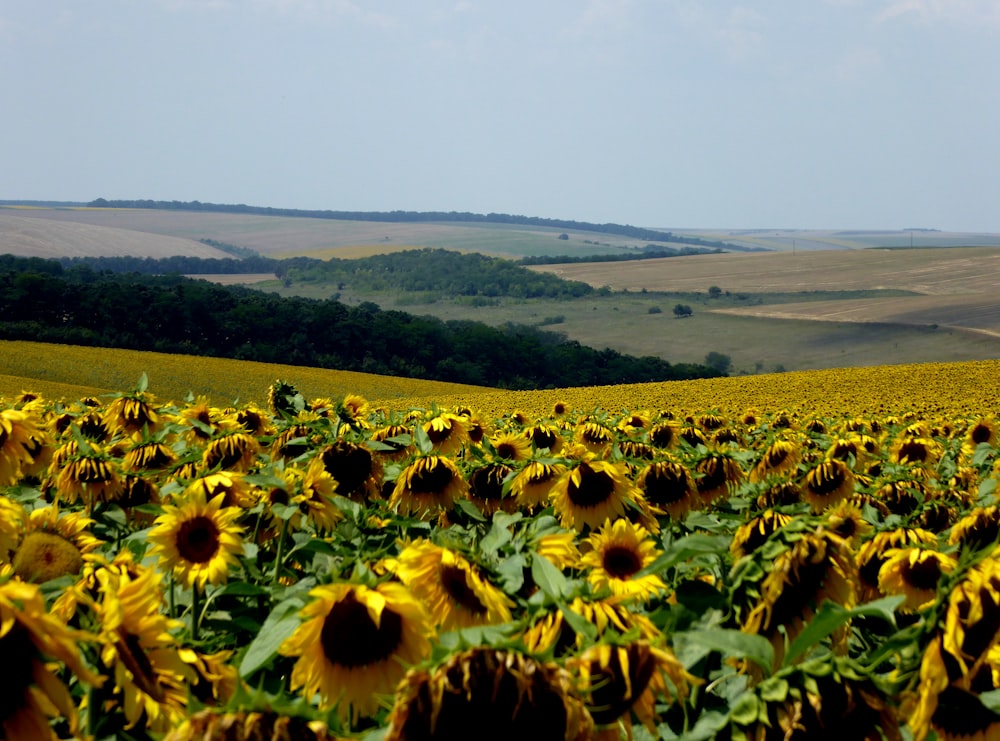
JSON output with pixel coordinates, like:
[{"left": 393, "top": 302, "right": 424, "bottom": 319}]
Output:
[{"left": 2, "top": 1, "right": 998, "bottom": 231}]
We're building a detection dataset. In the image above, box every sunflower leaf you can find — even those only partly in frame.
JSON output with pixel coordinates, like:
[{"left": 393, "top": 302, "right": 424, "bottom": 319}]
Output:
[
  {"left": 556, "top": 601, "right": 599, "bottom": 642},
  {"left": 674, "top": 629, "right": 775, "bottom": 674},
  {"left": 239, "top": 597, "right": 305, "bottom": 678},
  {"left": 531, "top": 553, "right": 571, "bottom": 599},
  {"left": 412, "top": 424, "right": 433, "bottom": 455},
  {"left": 783, "top": 595, "right": 905, "bottom": 668}
]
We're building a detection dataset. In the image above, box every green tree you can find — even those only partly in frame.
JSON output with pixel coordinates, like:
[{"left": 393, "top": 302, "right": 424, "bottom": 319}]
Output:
[
  {"left": 673, "top": 304, "right": 693, "bottom": 318},
  {"left": 704, "top": 351, "right": 732, "bottom": 374}
]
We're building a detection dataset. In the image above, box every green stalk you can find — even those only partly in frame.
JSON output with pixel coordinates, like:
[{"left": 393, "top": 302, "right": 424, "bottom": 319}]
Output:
[
  {"left": 271, "top": 517, "right": 290, "bottom": 588},
  {"left": 191, "top": 583, "right": 202, "bottom": 642}
]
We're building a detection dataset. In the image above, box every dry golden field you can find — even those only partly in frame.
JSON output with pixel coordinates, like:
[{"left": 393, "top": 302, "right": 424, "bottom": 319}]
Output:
[{"left": 0, "top": 211, "right": 230, "bottom": 258}]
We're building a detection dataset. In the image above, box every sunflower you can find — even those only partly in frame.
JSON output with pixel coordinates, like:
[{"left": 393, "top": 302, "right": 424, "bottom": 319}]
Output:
[
  {"left": 891, "top": 435, "right": 941, "bottom": 469},
  {"left": 730, "top": 509, "right": 794, "bottom": 560},
  {"left": 279, "top": 581, "right": 433, "bottom": 722},
  {"left": 800, "top": 459, "right": 855, "bottom": 512},
  {"left": 750, "top": 438, "right": 800, "bottom": 483},
  {"left": 0, "top": 496, "right": 25, "bottom": 564},
  {"left": 949, "top": 507, "right": 1000, "bottom": 553},
  {"left": 94, "top": 565, "right": 198, "bottom": 732},
  {"left": 926, "top": 685, "right": 1000, "bottom": 741},
  {"left": 522, "top": 596, "right": 660, "bottom": 656},
  {"left": 389, "top": 455, "right": 468, "bottom": 520},
  {"left": 755, "top": 479, "right": 802, "bottom": 510},
  {"left": 147, "top": 490, "right": 245, "bottom": 590},
  {"left": 823, "top": 499, "right": 872, "bottom": 545},
  {"left": 532, "top": 530, "right": 581, "bottom": 571},
  {"left": 165, "top": 710, "right": 333, "bottom": 741},
  {"left": 550, "top": 455, "right": 638, "bottom": 531},
  {"left": 122, "top": 440, "right": 177, "bottom": 472},
  {"left": 962, "top": 417, "right": 998, "bottom": 458},
  {"left": 694, "top": 450, "right": 744, "bottom": 505},
  {"left": 370, "top": 423, "right": 413, "bottom": 461},
  {"left": 421, "top": 412, "right": 470, "bottom": 456},
  {"left": 522, "top": 423, "right": 564, "bottom": 454},
  {"left": 11, "top": 505, "right": 103, "bottom": 583},
  {"left": 648, "top": 421, "right": 679, "bottom": 449},
  {"left": 103, "top": 393, "right": 160, "bottom": 437},
  {"left": 511, "top": 460, "right": 568, "bottom": 509},
  {"left": 743, "top": 529, "right": 857, "bottom": 667},
  {"left": 581, "top": 518, "right": 665, "bottom": 604},
  {"left": 183, "top": 471, "right": 258, "bottom": 509},
  {"left": 201, "top": 431, "right": 260, "bottom": 473},
  {"left": 0, "top": 410, "right": 45, "bottom": 485},
  {"left": 466, "top": 461, "right": 518, "bottom": 516},
  {"left": 569, "top": 640, "right": 695, "bottom": 736},
  {"left": 878, "top": 547, "right": 957, "bottom": 612},
  {"left": 941, "top": 559, "right": 1000, "bottom": 679},
  {"left": 50, "top": 441, "right": 123, "bottom": 508},
  {"left": 856, "top": 527, "right": 937, "bottom": 601},
  {"left": 573, "top": 421, "right": 615, "bottom": 455},
  {"left": 636, "top": 460, "right": 698, "bottom": 520},
  {"left": 488, "top": 430, "right": 533, "bottom": 462},
  {"left": 317, "top": 439, "right": 381, "bottom": 501},
  {"left": 384, "top": 647, "right": 593, "bottom": 741},
  {"left": 394, "top": 540, "right": 514, "bottom": 631},
  {"left": 0, "top": 579, "right": 101, "bottom": 740}
]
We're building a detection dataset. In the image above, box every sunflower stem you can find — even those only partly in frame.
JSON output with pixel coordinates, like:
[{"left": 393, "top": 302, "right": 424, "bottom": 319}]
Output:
[
  {"left": 271, "top": 517, "right": 290, "bottom": 587},
  {"left": 191, "top": 584, "right": 202, "bottom": 642},
  {"left": 168, "top": 571, "right": 176, "bottom": 619}
]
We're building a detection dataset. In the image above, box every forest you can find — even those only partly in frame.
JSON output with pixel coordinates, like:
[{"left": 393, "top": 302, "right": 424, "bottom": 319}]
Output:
[{"left": 1, "top": 255, "right": 721, "bottom": 388}]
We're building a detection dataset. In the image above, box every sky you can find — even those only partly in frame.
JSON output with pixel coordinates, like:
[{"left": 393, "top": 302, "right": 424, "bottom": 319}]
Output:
[{"left": 2, "top": 1, "right": 999, "bottom": 231}]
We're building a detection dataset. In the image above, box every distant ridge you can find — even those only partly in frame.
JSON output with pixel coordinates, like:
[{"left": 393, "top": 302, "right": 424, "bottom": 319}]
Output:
[{"left": 83, "top": 198, "right": 750, "bottom": 251}]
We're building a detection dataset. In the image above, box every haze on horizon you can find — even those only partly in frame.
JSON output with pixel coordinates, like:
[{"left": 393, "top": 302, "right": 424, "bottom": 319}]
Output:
[{"left": 2, "top": 1, "right": 998, "bottom": 232}]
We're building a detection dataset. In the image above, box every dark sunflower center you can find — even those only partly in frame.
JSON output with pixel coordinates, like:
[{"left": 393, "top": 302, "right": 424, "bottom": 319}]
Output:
[
  {"left": 204, "top": 436, "right": 250, "bottom": 470},
  {"left": 933, "top": 686, "right": 1000, "bottom": 737},
  {"left": 0, "top": 625, "right": 36, "bottom": 722},
  {"left": 469, "top": 465, "right": 510, "bottom": 501},
  {"left": 589, "top": 645, "right": 657, "bottom": 725},
  {"left": 897, "top": 440, "right": 929, "bottom": 463},
  {"left": 320, "top": 592, "right": 403, "bottom": 668},
  {"left": 808, "top": 463, "right": 847, "bottom": 496},
  {"left": 531, "top": 428, "right": 557, "bottom": 448},
  {"left": 961, "top": 583, "right": 1000, "bottom": 661},
  {"left": 602, "top": 546, "right": 642, "bottom": 578},
  {"left": 176, "top": 516, "right": 221, "bottom": 564},
  {"left": 765, "top": 448, "right": 789, "bottom": 467},
  {"left": 696, "top": 458, "right": 728, "bottom": 492},
  {"left": 439, "top": 564, "right": 487, "bottom": 614},
  {"left": 426, "top": 422, "right": 454, "bottom": 444},
  {"left": 902, "top": 556, "right": 944, "bottom": 591},
  {"left": 642, "top": 465, "right": 689, "bottom": 505},
  {"left": 649, "top": 425, "right": 675, "bottom": 447},
  {"left": 971, "top": 424, "right": 993, "bottom": 444},
  {"left": 496, "top": 442, "right": 518, "bottom": 459},
  {"left": 409, "top": 460, "right": 454, "bottom": 494},
  {"left": 566, "top": 464, "right": 615, "bottom": 508},
  {"left": 118, "top": 629, "right": 166, "bottom": 701},
  {"left": 321, "top": 443, "right": 373, "bottom": 495}
]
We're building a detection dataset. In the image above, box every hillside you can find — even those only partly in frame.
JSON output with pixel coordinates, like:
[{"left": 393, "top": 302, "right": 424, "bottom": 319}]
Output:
[{"left": 0, "top": 210, "right": 231, "bottom": 258}]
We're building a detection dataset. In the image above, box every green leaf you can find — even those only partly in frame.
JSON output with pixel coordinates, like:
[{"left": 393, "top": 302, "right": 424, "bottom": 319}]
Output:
[
  {"left": 480, "top": 512, "right": 520, "bottom": 554},
  {"left": 496, "top": 553, "right": 526, "bottom": 594},
  {"left": 136, "top": 371, "right": 149, "bottom": 393},
  {"left": 531, "top": 554, "right": 570, "bottom": 600},
  {"left": 454, "top": 498, "right": 487, "bottom": 522},
  {"left": 239, "top": 597, "right": 305, "bottom": 678},
  {"left": 640, "top": 533, "right": 730, "bottom": 576},
  {"left": 728, "top": 692, "right": 761, "bottom": 725},
  {"left": 675, "top": 629, "right": 775, "bottom": 673},
  {"left": 557, "top": 601, "right": 599, "bottom": 643},
  {"left": 412, "top": 425, "right": 433, "bottom": 455},
  {"left": 783, "top": 596, "right": 904, "bottom": 667}
]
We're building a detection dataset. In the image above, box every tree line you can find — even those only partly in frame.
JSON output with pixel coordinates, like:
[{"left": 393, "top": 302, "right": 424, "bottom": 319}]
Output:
[{"left": 0, "top": 255, "right": 722, "bottom": 388}]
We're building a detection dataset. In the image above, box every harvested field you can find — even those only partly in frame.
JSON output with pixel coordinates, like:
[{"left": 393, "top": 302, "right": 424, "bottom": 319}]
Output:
[
  {"left": 530, "top": 247, "right": 1000, "bottom": 295},
  {"left": 0, "top": 212, "right": 230, "bottom": 258}
]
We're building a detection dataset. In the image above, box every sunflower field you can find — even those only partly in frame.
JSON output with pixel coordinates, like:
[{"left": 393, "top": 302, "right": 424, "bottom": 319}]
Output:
[{"left": 2, "top": 367, "right": 1000, "bottom": 740}]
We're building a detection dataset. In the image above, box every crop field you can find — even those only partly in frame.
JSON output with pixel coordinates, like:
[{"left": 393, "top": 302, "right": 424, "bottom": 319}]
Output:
[
  {"left": 2, "top": 355, "right": 1000, "bottom": 739},
  {"left": 0, "top": 206, "right": 660, "bottom": 259},
  {"left": 0, "top": 340, "right": 489, "bottom": 407},
  {"left": 0, "top": 211, "right": 230, "bottom": 259}
]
